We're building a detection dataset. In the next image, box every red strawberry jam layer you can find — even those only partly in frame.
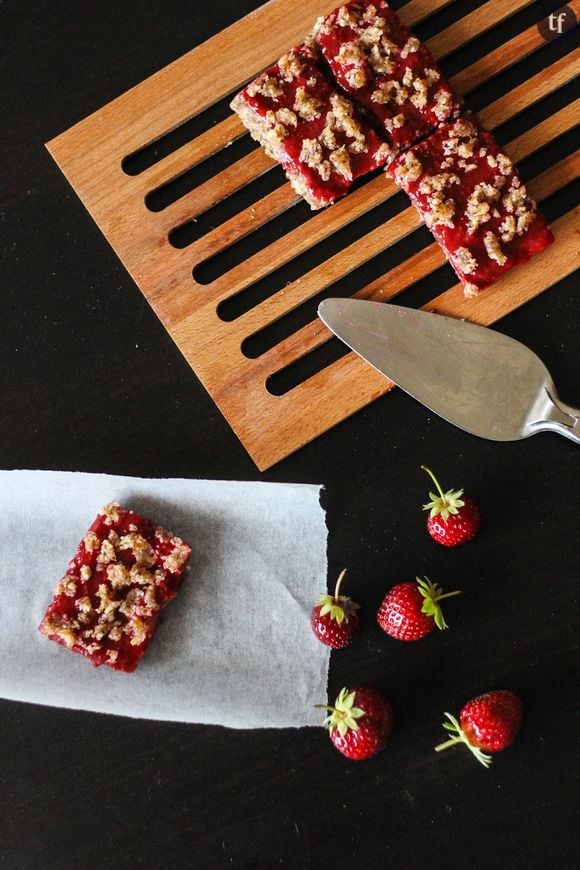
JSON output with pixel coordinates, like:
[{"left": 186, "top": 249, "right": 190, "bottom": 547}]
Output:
[
  {"left": 312, "top": 1, "right": 462, "bottom": 151},
  {"left": 38, "top": 503, "right": 191, "bottom": 673},
  {"left": 230, "top": 46, "right": 392, "bottom": 209},
  {"left": 388, "top": 115, "right": 554, "bottom": 293}
]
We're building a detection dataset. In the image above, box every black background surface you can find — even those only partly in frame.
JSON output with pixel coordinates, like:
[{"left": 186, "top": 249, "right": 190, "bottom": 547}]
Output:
[{"left": 1, "top": 2, "right": 579, "bottom": 868}]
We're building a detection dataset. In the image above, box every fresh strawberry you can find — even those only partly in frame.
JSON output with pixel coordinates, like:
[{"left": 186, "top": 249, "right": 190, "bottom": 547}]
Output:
[
  {"left": 311, "top": 569, "right": 361, "bottom": 649},
  {"left": 422, "top": 465, "right": 481, "bottom": 547},
  {"left": 377, "top": 576, "right": 461, "bottom": 641},
  {"left": 318, "top": 687, "right": 394, "bottom": 760},
  {"left": 435, "top": 690, "right": 523, "bottom": 767}
]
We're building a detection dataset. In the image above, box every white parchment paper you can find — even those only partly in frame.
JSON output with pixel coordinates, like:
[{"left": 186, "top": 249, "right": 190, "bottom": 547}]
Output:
[{"left": 0, "top": 470, "right": 329, "bottom": 728}]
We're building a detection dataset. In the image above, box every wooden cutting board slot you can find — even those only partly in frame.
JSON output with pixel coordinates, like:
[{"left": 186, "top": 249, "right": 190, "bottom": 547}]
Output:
[{"left": 47, "top": 0, "right": 580, "bottom": 469}]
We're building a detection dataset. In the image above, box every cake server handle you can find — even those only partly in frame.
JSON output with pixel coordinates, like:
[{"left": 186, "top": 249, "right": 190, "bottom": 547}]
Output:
[{"left": 531, "top": 387, "right": 580, "bottom": 444}]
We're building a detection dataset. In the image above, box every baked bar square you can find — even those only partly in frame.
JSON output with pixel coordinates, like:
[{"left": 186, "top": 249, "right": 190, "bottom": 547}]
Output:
[
  {"left": 312, "top": 1, "right": 462, "bottom": 151},
  {"left": 388, "top": 115, "right": 554, "bottom": 294},
  {"left": 230, "top": 46, "right": 392, "bottom": 209},
  {"left": 39, "top": 502, "right": 191, "bottom": 672}
]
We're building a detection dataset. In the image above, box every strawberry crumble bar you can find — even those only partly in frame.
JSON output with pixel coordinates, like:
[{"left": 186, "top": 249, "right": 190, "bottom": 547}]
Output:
[
  {"left": 38, "top": 502, "right": 192, "bottom": 672},
  {"left": 230, "top": 46, "right": 392, "bottom": 209},
  {"left": 312, "top": 1, "right": 462, "bottom": 151},
  {"left": 388, "top": 115, "right": 554, "bottom": 294}
]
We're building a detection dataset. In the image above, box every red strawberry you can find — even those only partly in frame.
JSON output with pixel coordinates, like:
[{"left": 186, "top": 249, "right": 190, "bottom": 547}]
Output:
[
  {"left": 311, "top": 569, "right": 361, "bottom": 649},
  {"left": 435, "top": 690, "right": 523, "bottom": 767},
  {"left": 318, "top": 687, "right": 394, "bottom": 760},
  {"left": 422, "top": 465, "right": 481, "bottom": 547},
  {"left": 377, "top": 576, "right": 461, "bottom": 641}
]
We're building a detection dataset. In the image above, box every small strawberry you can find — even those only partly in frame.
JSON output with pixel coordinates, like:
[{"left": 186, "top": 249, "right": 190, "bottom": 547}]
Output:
[
  {"left": 317, "top": 687, "right": 394, "bottom": 760},
  {"left": 377, "top": 576, "right": 461, "bottom": 641},
  {"left": 435, "top": 690, "right": 523, "bottom": 767},
  {"left": 422, "top": 465, "right": 481, "bottom": 547},
  {"left": 311, "top": 569, "right": 361, "bottom": 649}
]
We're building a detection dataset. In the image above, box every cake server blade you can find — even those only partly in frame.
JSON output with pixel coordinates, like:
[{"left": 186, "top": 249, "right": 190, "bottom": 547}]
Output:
[{"left": 318, "top": 299, "right": 579, "bottom": 444}]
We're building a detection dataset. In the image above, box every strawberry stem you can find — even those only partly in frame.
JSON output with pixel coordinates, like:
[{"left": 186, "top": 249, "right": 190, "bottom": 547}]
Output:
[
  {"left": 435, "top": 590, "right": 462, "bottom": 603},
  {"left": 434, "top": 736, "right": 464, "bottom": 752},
  {"left": 434, "top": 713, "right": 493, "bottom": 767},
  {"left": 421, "top": 465, "right": 445, "bottom": 501},
  {"left": 334, "top": 568, "right": 347, "bottom": 601}
]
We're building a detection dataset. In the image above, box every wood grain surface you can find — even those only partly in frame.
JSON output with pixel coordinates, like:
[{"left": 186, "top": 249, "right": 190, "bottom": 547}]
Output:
[{"left": 47, "top": 0, "right": 579, "bottom": 469}]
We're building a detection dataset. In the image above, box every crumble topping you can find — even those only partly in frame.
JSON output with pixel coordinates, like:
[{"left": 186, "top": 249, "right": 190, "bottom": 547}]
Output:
[
  {"left": 400, "top": 36, "right": 420, "bottom": 58},
  {"left": 419, "top": 172, "right": 459, "bottom": 195},
  {"left": 457, "top": 139, "right": 475, "bottom": 159},
  {"left": 335, "top": 42, "right": 366, "bottom": 65},
  {"left": 329, "top": 93, "right": 368, "bottom": 153},
  {"left": 454, "top": 247, "right": 478, "bottom": 275},
  {"left": 263, "top": 110, "right": 288, "bottom": 152},
  {"left": 99, "top": 502, "right": 120, "bottom": 524},
  {"left": 464, "top": 283, "right": 479, "bottom": 298},
  {"left": 499, "top": 214, "right": 516, "bottom": 243},
  {"left": 425, "top": 69, "right": 441, "bottom": 85},
  {"left": 293, "top": 87, "right": 322, "bottom": 120},
  {"left": 385, "top": 113, "right": 405, "bottom": 131},
  {"left": 443, "top": 118, "right": 477, "bottom": 156},
  {"left": 276, "top": 108, "right": 297, "bottom": 127},
  {"left": 345, "top": 67, "right": 368, "bottom": 88},
  {"left": 107, "top": 562, "right": 131, "bottom": 588},
  {"left": 410, "top": 77, "right": 429, "bottom": 109},
  {"left": 375, "top": 142, "right": 393, "bottom": 162},
  {"left": 43, "top": 617, "right": 77, "bottom": 648},
  {"left": 329, "top": 145, "right": 353, "bottom": 180},
  {"left": 247, "top": 75, "right": 283, "bottom": 99},
  {"left": 163, "top": 541, "right": 193, "bottom": 574},
  {"left": 278, "top": 50, "right": 305, "bottom": 82},
  {"left": 393, "top": 151, "right": 423, "bottom": 184},
  {"left": 368, "top": 44, "right": 395, "bottom": 74},
  {"left": 57, "top": 577, "right": 77, "bottom": 597},
  {"left": 496, "top": 153, "right": 513, "bottom": 176},
  {"left": 299, "top": 139, "right": 331, "bottom": 180},
  {"left": 313, "top": 15, "right": 332, "bottom": 37},
  {"left": 77, "top": 596, "right": 93, "bottom": 613},
  {"left": 119, "top": 532, "right": 156, "bottom": 567},
  {"left": 372, "top": 80, "right": 408, "bottom": 105},
  {"left": 433, "top": 89, "right": 454, "bottom": 121},
  {"left": 425, "top": 192, "right": 456, "bottom": 228},
  {"left": 484, "top": 232, "right": 507, "bottom": 265},
  {"left": 360, "top": 24, "right": 386, "bottom": 49},
  {"left": 320, "top": 120, "right": 338, "bottom": 151},
  {"left": 84, "top": 531, "right": 100, "bottom": 552},
  {"left": 97, "top": 538, "right": 117, "bottom": 567},
  {"left": 336, "top": 5, "right": 360, "bottom": 28},
  {"left": 362, "top": 3, "right": 380, "bottom": 23},
  {"left": 466, "top": 182, "right": 500, "bottom": 233}
]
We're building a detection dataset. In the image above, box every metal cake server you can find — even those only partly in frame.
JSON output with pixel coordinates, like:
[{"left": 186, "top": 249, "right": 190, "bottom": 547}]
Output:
[{"left": 318, "top": 299, "right": 580, "bottom": 444}]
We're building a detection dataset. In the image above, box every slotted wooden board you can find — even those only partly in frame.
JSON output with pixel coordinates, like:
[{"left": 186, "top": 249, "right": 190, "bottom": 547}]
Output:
[{"left": 47, "top": 0, "right": 579, "bottom": 469}]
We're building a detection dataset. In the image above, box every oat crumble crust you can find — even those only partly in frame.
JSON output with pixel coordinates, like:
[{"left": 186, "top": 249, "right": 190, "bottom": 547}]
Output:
[
  {"left": 388, "top": 115, "right": 553, "bottom": 293},
  {"left": 230, "top": 45, "right": 391, "bottom": 209},
  {"left": 312, "top": 0, "right": 462, "bottom": 151},
  {"left": 38, "top": 502, "right": 192, "bottom": 672}
]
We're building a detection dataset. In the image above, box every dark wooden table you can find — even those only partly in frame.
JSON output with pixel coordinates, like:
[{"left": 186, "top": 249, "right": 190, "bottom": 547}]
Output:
[{"left": 2, "top": 2, "right": 578, "bottom": 868}]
